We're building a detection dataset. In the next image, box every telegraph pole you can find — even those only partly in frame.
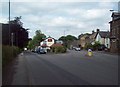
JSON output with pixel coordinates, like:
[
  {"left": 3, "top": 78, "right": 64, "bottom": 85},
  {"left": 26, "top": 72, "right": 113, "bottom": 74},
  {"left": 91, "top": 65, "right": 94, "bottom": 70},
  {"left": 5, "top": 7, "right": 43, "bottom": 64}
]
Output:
[
  {"left": 9, "top": 0, "right": 11, "bottom": 45},
  {"left": 11, "top": 33, "right": 14, "bottom": 47}
]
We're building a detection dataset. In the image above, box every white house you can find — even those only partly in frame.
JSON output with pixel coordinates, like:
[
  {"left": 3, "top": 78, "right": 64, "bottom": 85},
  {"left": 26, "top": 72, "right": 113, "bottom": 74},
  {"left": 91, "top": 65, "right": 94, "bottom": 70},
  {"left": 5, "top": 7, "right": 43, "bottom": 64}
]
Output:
[
  {"left": 40, "top": 36, "right": 55, "bottom": 49},
  {"left": 45, "top": 37, "right": 55, "bottom": 47},
  {"left": 95, "top": 31, "right": 110, "bottom": 48}
]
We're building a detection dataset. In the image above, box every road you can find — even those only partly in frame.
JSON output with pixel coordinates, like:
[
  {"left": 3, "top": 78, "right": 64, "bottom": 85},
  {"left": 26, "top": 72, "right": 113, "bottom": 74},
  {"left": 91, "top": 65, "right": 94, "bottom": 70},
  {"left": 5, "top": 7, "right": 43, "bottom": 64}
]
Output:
[{"left": 6, "top": 50, "right": 118, "bottom": 85}]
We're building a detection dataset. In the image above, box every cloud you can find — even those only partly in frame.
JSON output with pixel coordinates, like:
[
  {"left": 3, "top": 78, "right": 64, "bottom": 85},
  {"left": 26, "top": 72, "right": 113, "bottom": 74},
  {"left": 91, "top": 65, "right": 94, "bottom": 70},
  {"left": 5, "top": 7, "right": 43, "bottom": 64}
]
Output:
[
  {"left": 14, "top": 6, "right": 31, "bottom": 14},
  {"left": 1, "top": 0, "right": 120, "bottom": 2},
  {"left": 84, "top": 9, "right": 108, "bottom": 19},
  {"left": 0, "top": 17, "right": 8, "bottom": 23},
  {"left": 1, "top": 1, "right": 118, "bottom": 39}
]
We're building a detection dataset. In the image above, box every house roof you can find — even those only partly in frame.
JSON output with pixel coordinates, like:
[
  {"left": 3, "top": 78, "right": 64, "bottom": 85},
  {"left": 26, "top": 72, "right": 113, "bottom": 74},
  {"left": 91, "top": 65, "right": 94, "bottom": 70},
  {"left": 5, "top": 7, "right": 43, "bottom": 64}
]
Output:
[
  {"left": 80, "top": 34, "right": 91, "bottom": 39},
  {"left": 46, "top": 37, "right": 55, "bottom": 40},
  {"left": 99, "top": 31, "right": 110, "bottom": 38},
  {"left": 112, "top": 12, "right": 120, "bottom": 17},
  {"left": 41, "top": 44, "right": 48, "bottom": 47},
  {"left": 89, "top": 32, "right": 97, "bottom": 39},
  {"left": 51, "top": 43, "right": 63, "bottom": 47}
]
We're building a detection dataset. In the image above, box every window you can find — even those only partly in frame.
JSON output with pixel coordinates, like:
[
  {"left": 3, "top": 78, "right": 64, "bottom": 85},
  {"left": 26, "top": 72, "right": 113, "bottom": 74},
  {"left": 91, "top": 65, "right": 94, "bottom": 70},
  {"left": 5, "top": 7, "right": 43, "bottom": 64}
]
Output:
[{"left": 48, "top": 39, "right": 52, "bottom": 42}]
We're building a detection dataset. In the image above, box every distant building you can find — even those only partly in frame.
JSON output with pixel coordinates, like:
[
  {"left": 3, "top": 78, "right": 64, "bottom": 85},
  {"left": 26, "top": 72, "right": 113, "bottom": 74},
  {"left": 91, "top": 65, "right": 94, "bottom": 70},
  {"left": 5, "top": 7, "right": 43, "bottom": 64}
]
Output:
[
  {"left": 89, "top": 30, "right": 98, "bottom": 45},
  {"left": 40, "top": 37, "right": 65, "bottom": 50},
  {"left": 45, "top": 36, "right": 55, "bottom": 47},
  {"left": 79, "top": 29, "right": 110, "bottom": 49},
  {"left": 56, "top": 40, "right": 63, "bottom": 44},
  {"left": 109, "top": 12, "right": 120, "bottom": 53},
  {"left": 95, "top": 29, "right": 110, "bottom": 48},
  {"left": 51, "top": 43, "right": 63, "bottom": 47},
  {"left": 40, "top": 36, "right": 55, "bottom": 50},
  {"left": 79, "top": 33, "right": 91, "bottom": 48}
]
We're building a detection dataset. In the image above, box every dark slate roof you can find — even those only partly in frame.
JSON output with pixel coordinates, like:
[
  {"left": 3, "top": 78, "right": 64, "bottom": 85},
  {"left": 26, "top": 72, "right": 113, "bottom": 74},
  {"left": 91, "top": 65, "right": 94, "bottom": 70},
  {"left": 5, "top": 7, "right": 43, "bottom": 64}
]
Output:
[
  {"left": 80, "top": 33, "right": 91, "bottom": 39},
  {"left": 112, "top": 12, "right": 120, "bottom": 17},
  {"left": 111, "top": 12, "right": 120, "bottom": 20},
  {"left": 90, "top": 32, "right": 97, "bottom": 39},
  {"left": 99, "top": 31, "right": 110, "bottom": 38}
]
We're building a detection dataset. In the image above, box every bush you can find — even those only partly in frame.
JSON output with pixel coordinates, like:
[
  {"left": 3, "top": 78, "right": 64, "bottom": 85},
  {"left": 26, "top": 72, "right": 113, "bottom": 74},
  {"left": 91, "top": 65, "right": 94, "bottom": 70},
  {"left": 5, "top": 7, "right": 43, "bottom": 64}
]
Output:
[
  {"left": 84, "top": 41, "right": 102, "bottom": 51},
  {"left": 2, "top": 45, "right": 21, "bottom": 67},
  {"left": 84, "top": 43, "right": 93, "bottom": 50},
  {"left": 93, "top": 41, "right": 101, "bottom": 50},
  {"left": 51, "top": 46, "right": 67, "bottom": 53}
]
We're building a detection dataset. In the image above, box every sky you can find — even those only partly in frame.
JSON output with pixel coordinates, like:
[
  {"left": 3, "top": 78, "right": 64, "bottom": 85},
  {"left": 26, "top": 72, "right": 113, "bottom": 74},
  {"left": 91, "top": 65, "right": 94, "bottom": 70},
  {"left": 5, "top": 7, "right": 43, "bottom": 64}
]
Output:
[{"left": 0, "top": 0, "right": 119, "bottom": 39}]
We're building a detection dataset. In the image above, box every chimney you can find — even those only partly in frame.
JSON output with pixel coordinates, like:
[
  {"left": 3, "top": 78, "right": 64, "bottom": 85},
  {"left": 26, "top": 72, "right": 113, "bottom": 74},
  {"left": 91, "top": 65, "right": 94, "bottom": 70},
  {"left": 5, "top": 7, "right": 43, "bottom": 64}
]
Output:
[
  {"left": 92, "top": 30, "right": 95, "bottom": 34},
  {"left": 96, "top": 29, "right": 100, "bottom": 32}
]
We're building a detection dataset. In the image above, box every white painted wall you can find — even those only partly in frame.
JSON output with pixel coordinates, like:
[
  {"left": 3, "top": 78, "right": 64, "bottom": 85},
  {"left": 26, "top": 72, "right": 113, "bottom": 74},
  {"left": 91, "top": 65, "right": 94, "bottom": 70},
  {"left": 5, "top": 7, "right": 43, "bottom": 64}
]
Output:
[
  {"left": 105, "top": 38, "right": 110, "bottom": 48},
  {"left": 101, "top": 38, "right": 105, "bottom": 44},
  {"left": 95, "top": 33, "right": 101, "bottom": 43},
  {"left": 45, "top": 38, "right": 55, "bottom": 47},
  {"left": 95, "top": 33, "right": 110, "bottom": 48}
]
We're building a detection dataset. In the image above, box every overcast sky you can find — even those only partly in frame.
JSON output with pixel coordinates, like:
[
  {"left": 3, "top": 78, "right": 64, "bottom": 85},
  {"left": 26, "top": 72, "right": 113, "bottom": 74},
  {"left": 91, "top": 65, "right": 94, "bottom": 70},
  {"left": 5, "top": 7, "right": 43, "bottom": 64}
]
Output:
[{"left": 1, "top": 0, "right": 119, "bottom": 39}]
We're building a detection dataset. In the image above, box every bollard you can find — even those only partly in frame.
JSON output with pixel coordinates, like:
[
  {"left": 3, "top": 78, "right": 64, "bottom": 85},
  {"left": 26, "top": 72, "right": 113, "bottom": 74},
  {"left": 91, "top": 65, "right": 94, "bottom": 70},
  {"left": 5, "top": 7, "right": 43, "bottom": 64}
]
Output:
[
  {"left": 88, "top": 51, "right": 92, "bottom": 56},
  {"left": 88, "top": 48, "right": 93, "bottom": 56}
]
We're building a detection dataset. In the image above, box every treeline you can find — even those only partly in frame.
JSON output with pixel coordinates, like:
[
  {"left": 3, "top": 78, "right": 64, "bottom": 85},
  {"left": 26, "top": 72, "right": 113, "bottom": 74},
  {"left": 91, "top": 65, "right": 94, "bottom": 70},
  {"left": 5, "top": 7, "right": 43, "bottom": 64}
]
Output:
[
  {"left": 58, "top": 35, "right": 78, "bottom": 48},
  {"left": 2, "top": 16, "right": 29, "bottom": 48},
  {"left": 1, "top": 16, "right": 29, "bottom": 67}
]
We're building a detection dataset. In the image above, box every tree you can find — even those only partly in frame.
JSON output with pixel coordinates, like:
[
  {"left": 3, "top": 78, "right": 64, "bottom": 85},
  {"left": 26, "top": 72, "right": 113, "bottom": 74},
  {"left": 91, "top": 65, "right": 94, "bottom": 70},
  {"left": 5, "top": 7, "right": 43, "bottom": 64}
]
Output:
[
  {"left": 84, "top": 41, "right": 101, "bottom": 51},
  {"left": 58, "top": 36, "right": 66, "bottom": 41},
  {"left": 66, "top": 35, "right": 77, "bottom": 41},
  {"left": 84, "top": 43, "right": 93, "bottom": 50},
  {"left": 27, "top": 30, "right": 46, "bottom": 49},
  {"left": 9, "top": 16, "right": 23, "bottom": 27},
  {"left": 93, "top": 41, "right": 101, "bottom": 50},
  {"left": 58, "top": 35, "right": 77, "bottom": 47},
  {"left": 59, "top": 35, "right": 77, "bottom": 41},
  {"left": 2, "top": 16, "right": 28, "bottom": 48}
]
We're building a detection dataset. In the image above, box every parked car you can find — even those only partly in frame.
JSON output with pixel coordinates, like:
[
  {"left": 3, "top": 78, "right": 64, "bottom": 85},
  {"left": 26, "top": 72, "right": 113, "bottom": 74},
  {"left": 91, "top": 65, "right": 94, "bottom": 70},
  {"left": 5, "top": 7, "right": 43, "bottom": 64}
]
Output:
[
  {"left": 98, "top": 44, "right": 106, "bottom": 51},
  {"left": 72, "top": 47, "right": 76, "bottom": 50},
  {"left": 38, "top": 48, "right": 47, "bottom": 54},
  {"left": 75, "top": 47, "right": 81, "bottom": 51},
  {"left": 31, "top": 49, "right": 35, "bottom": 52}
]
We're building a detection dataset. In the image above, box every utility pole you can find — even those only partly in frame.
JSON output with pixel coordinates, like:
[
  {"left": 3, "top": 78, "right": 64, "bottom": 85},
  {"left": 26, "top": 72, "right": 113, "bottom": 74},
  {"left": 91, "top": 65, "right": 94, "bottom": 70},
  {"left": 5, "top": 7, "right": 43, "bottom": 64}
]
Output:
[
  {"left": 11, "top": 33, "right": 14, "bottom": 47},
  {"left": 9, "top": 0, "right": 11, "bottom": 45}
]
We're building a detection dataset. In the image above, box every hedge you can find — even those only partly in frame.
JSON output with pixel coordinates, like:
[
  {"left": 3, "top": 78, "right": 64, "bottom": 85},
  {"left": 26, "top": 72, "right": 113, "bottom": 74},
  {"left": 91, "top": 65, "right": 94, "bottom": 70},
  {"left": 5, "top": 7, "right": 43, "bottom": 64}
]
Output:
[
  {"left": 51, "top": 46, "right": 67, "bottom": 53},
  {"left": 2, "top": 45, "right": 21, "bottom": 67}
]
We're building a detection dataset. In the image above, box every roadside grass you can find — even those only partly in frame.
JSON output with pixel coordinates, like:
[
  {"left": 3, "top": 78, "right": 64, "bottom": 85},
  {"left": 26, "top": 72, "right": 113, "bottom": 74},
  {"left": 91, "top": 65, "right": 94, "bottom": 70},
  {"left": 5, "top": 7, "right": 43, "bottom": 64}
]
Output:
[{"left": 2, "top": 45, "right": 21, "bottom": 67}]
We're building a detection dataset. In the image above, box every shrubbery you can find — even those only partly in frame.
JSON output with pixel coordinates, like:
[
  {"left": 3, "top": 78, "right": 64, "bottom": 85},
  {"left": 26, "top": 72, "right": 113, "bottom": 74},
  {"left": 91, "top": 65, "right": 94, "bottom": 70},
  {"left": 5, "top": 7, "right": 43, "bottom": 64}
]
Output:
[
  {"left": 84, "top": 41, "right": 101, "bottom": 51},
  {"left": 2, "top": 45, "right": 21, "bottom": 67},
  {"left": 51, "top": 46, "right": 67, "bottom": 53},
  {"left": 84, "top": 43, "right": 93, "bottom": 50}
]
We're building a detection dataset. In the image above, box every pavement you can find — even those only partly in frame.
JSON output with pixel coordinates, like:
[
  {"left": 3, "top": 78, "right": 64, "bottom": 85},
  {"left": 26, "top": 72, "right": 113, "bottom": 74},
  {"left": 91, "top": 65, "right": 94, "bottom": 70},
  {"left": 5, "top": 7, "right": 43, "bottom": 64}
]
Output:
[{"left": 2, "top": 50, "right": 118, "bottom": 85}]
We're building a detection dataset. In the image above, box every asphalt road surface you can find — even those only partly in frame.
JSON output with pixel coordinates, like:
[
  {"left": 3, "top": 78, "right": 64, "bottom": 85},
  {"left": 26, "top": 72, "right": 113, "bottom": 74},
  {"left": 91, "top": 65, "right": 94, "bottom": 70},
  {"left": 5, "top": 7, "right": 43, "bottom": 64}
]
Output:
[{"left": 6, "top": 50, "right": 118, "bottom": 85}]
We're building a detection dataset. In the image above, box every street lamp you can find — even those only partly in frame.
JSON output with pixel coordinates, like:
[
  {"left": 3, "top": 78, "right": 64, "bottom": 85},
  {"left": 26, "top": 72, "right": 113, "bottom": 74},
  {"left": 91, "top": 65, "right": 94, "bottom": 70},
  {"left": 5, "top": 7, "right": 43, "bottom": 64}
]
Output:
[{"left": 109, "top": 9, "right": 114, "bottom": 12}]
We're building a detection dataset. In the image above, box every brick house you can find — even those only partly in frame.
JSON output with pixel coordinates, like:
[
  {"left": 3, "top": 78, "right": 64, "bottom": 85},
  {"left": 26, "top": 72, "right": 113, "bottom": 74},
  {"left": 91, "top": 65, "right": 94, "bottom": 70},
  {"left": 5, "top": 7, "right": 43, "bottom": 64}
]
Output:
[
  {"left": 79, "top": 33, "right": 91, "bottom": 48},
  {"left": 89, "top": 30, "right": 98, "bottom": 45},
  {"left": 79, "top": 29, "right": 110, "bottom": 49},
  {"left": 109, "top": 12, "right": 120, "bottom": 53}
]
